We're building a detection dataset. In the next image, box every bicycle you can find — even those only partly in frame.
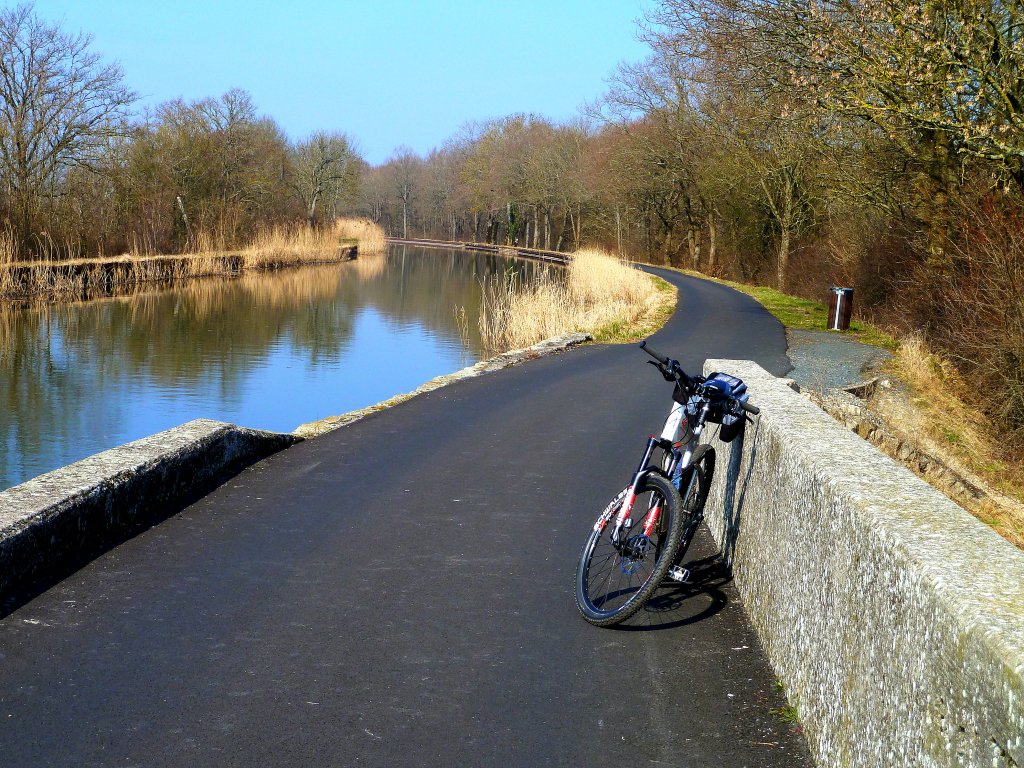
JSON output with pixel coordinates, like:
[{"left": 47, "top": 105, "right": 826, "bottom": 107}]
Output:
[{"left": 574, "top": 340, "right": 760, "bottom": 627}]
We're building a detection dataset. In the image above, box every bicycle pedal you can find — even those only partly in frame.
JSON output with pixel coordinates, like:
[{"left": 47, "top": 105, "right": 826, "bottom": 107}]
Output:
[{"left": 666, "top": 565, "right": 691, "bottom": 583}]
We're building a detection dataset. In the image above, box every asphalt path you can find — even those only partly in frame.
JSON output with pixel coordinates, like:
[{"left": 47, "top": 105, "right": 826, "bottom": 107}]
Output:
[{"left": 0, "top": 263, "right": 811, "bottom": 767}]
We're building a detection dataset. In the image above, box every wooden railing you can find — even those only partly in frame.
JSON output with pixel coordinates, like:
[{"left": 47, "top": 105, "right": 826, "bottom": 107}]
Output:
[{"left": 386, "top": 237, "right": 570, "bottom": 265}]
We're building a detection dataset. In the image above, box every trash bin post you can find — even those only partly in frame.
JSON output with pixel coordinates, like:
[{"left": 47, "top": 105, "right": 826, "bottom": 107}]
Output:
[{"left": 827, "top": 287, "right": 854, "bottom": 331}]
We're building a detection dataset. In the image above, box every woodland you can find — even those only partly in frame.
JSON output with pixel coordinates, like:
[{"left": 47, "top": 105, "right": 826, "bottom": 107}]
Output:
[{"left": 2, "top": 1, "right": 1022, "bottom": 442}]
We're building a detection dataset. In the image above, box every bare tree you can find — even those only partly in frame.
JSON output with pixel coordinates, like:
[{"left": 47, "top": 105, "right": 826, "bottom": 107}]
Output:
[
  {"left": 291, "top": 132, "right": 358, "bottom": 227},
  {"left": 655, "top": 0, "right": 1024, "bottom": 184},
  {"left": 388, "top": 146, "right": 420, "bottom": 238},
  {"left": 0, "top": 3, "right": 135, "bottom": 249}
]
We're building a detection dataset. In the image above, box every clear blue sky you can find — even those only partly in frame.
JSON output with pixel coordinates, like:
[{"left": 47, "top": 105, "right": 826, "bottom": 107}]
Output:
[{"left": 31, "top": 0, "right": 653, "bottom": 164}]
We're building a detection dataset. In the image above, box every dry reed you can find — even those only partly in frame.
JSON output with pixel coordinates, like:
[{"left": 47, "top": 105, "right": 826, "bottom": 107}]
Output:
[
  {"left": 0, "top": 221, "right": 381, "bottom": 302},
  {"left": 889, "top": 335, "right": 988, "bottom": 452},
  {"left": 334, "top": 217, "right": 387, "bottom": 253},
  {"left": 238, "top": 225, "right": 341, "bottom": 269},
  {"left": 883, "top": 334, "right": 1024, "bottom": 545},
  {"left": 478, "top": 247, "right": 668, "bottom": 352}
]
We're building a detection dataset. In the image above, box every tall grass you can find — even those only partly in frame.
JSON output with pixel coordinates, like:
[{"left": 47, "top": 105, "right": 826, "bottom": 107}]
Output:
[
  {"left": 884, "top": 334, "right": 1024, "bottom": 546},
  {"left": 478, "top": 247, "right": 671, "bottom": 352},
  {"left": 0, "top": 221, "right": 383, "bottom": 302},
  {"left": 889, "top": 335, "right": 992, "bottom": 459},
  {"left": 334, "top": 216, "right": 387, "bottom": 253},
  {"left": 238, "top": 225, "right": 341, "bottom": 269}
]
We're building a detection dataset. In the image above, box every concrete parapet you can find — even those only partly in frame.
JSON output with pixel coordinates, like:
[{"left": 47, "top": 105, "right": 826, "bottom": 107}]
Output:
[
  {"left": 0, "top": 419, "right": 298, "bottom": 611},
  {"left": 701, "top": 359, "right": 1024, "bottom": 768}
]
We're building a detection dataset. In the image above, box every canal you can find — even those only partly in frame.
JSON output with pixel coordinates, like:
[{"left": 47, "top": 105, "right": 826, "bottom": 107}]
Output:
[{"left": 0, "top": 245, "right": 543, "bottom": 491}]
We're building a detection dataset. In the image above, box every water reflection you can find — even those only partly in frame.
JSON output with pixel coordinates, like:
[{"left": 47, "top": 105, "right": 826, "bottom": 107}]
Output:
[{"left": 0, "top": 246, "right": 542, "bottom": 490}]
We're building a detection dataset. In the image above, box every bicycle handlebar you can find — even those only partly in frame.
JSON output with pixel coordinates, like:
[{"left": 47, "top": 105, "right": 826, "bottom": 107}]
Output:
[
  {"left": 640, "top": 340, "right": 761, "bottom": 416},
  {"left": 640, "top": 341, "right": 693, "bottom": 388},
  {"left": 639, "top": 340, "right": 669, "bottom": 366}
]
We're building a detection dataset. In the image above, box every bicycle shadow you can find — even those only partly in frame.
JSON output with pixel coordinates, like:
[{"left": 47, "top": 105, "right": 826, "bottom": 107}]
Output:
[
  {"left": 719, "top": 419, "right": 760, "bottom": 570},
  {"left": 610, "top": 546, "right": 731, "bottom": 632}
]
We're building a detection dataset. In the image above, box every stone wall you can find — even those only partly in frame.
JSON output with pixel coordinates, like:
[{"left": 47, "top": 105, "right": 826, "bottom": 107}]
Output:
[
  {"left": 0, "top": 419, "right": 298, "bottom": 611},
  {"left": 701, "top": 359, "right": 1024, "bottom": 768}
]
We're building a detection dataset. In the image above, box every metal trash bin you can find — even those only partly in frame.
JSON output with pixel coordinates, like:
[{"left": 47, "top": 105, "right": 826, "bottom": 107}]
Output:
[{"left": 828, "top": 287, "right": 854, "bottom": 331}]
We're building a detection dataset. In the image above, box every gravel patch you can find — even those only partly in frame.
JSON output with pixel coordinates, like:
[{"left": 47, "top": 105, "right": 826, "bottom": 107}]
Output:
[{"left": 786, "top": 329, "right": 892, "bottom": 392}]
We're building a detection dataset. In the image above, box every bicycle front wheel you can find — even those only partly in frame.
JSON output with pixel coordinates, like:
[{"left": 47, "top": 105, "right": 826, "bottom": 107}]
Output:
[{"left": 575, "top": 472, "right": 684, "bottom": 626}]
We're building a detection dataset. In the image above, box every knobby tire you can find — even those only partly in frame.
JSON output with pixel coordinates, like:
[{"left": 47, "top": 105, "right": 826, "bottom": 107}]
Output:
[
  {"left": 575, "top": 472, "right": 684, "bottom": 627},
  {"left": 672, "top": 444, "right": 715, "bottom": 568}
]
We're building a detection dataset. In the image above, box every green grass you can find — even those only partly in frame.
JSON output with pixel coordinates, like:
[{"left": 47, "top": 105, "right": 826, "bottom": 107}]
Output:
[
  {"left": 770, "top": 704, "right": 801, "bottom": 724},
  {"left": 942, "top": 426, "right": 964, "bottom": 446},
  {"left": 770, "top": 681, "right": 801, "bottom": 726},
  {"left": 715, "top": 277, "right": 896, "bottom": 348}
]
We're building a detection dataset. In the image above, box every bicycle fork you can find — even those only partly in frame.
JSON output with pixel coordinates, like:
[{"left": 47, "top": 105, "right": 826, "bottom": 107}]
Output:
[
  {"left": 609, "top": 437, "right": 663, "bottom": 547},
  {"left": 594, "top": 400, "right": 713, "bottom": 545}
]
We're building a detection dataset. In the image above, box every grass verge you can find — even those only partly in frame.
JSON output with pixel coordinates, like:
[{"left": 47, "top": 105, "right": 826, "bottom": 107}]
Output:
[
  {"left": 884, "top": 336, "right": 1024, "bottom": 544},
  {"left": 477, "top": 248, "right": 677, "bottom": 352},
  {"left": 676, "top": 270, "right": 897, "bottom": 348}
]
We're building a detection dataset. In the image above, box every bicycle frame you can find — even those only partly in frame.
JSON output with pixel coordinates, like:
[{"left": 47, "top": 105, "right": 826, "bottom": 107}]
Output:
[{"left": 605, "top": 394, "right": 713, "bottom": 548}]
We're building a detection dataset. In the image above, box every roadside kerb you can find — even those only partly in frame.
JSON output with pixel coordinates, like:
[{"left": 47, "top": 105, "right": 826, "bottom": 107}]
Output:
[
  {"left": 293, "top": 332, "right": 592, "bottom": 437},
  {"left": 0, "top": 419, "right": 299, "bottom": 610},
  {"left": 701, "top": 359, "right": 1024, "bottom": 767}
]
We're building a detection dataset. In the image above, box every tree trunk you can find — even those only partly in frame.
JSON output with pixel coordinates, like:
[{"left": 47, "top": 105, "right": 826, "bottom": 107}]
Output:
[
  {"left": 308, "top": 194, "right": 319, "bottom": 229},
  {"left": 687, "top": 225, "right": 703, "bottom": 268},
  {"left": 662, "top": 227, "right": 675, "bottom": 267},
  {"left": 615, "top": 206, "right": 623, "bottom": 256},
  {"left": 556, "top": 208, "right": 571, "bottom": 251},
  {"left": 776, "top": 226, "right": 790, "bottom": 289},
  {"left": 921, "top": 129, "right": 957, "bottom": 269},
  {"left": 706, "top": 212, "right": 717, "bottom": 272},
  {"left": 761, "top": 171, "right": 796, "bottom": 290}
]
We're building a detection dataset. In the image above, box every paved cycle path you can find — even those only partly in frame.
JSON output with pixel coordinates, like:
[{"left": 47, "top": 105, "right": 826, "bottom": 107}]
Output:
[{"left": 0, "top": 263, "right": 812, "bottom": 767}]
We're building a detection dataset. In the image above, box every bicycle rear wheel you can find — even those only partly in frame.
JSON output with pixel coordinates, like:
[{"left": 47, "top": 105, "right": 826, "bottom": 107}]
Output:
[
  {"left": 575, "top": 472, "right": 684, "bottom": 626},
  {"left": 672, "top": 445, "right": 715, "bottom": 568}
]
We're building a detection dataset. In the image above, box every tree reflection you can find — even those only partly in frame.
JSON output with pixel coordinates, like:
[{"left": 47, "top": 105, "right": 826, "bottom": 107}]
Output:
[{"left": 0, "top": 247, "right": 543, "bottom": 489}]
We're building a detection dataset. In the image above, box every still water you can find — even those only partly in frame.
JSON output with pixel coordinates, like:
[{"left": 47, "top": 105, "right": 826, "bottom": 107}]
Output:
[{"left": 0, "top": 245, "right": 540, "bottom": 491}]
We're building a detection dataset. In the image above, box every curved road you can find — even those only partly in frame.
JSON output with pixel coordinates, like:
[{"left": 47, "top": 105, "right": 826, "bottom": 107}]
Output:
[{"left": 0, "top": 263, "right": 811, "bottom": 767}]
